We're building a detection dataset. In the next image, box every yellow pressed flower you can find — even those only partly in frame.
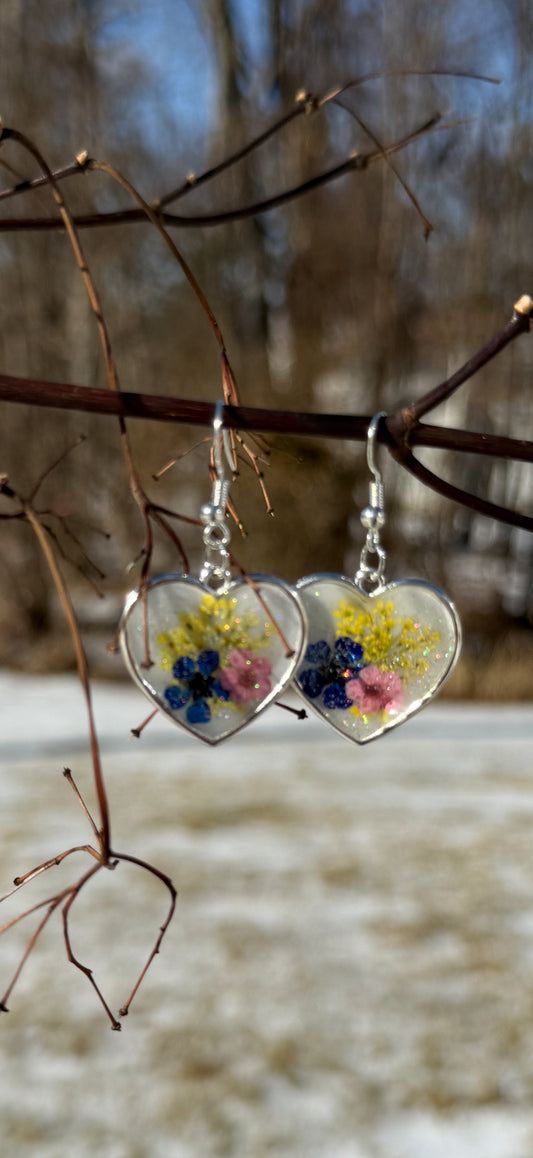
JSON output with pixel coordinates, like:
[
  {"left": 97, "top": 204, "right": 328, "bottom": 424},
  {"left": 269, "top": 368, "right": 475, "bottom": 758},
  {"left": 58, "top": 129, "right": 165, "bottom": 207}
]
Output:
[
  {"left": 333, "top": 597, "right": 440, "bottom": 680},
  {"left": 209, "top": 697, "right": 240, "bottom": 718},
  {"left": 156, "top": 593, "right": 271, "bottom": 672}
]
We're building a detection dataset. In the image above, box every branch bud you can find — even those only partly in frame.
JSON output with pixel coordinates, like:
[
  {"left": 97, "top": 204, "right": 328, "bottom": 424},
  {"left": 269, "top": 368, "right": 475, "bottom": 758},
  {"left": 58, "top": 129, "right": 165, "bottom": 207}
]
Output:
[{"left": 513, "top": 294, "right": 533, "bottom": 328}]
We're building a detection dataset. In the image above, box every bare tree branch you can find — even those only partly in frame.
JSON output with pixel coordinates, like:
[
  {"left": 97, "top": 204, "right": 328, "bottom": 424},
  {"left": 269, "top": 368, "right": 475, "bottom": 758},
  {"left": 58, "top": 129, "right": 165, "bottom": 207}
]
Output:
[{"left": 2, "top": 299, "right": 531, "bottom": 530}]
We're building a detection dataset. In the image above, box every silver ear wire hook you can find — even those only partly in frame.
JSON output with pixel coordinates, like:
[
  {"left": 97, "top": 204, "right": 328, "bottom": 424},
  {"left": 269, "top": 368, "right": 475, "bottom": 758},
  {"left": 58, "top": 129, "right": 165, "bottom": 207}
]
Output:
[
  {"left": 355, "top": 411, "right": 387, "bottom": 592},
  {"left": 363, "top": 410, "right": 386, "bottom": 523},
  {"left": 212, "top": 401, "right": 234, "bottom": 483},
  {"left": 212, "top": 400, "right": 224, "bottom": 469}
]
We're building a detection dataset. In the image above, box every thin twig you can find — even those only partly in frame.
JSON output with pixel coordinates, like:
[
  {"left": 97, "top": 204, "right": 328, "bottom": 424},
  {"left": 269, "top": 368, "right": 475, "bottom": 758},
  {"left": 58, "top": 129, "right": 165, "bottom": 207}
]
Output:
[
  {"left": 0, "top": 66, "right": 498, "bottom": 228},
  {"left": 61, "top": 862, "right": 122, "bottom": 1031},
  {"left": 26, "top": 504, "right": 112, "bottom": 856},
  {"left": 157, "top": 97, "right": 309, "bottom": 208},
  {"left": 85, "top": 157, "right": 228, "bottom": 356},
  {"left": 386, "top": 441, "right": 533, "bottom": 532},
  {"left": 110, "top": 850, "right": 177, "bottom": 1018},
  {"left": 0, "top": 899, "right": 62, "bottom": 1011},
  {"left": 0, "top": 69, "right": 498, "bottom": 215},
  {"left": 37, "top": 519, "right": 105, "bottom": 596},
  {"left": 28, "top": 434, "right": 87, "bottom": 502},
  {"left": 130, "top": 709, "right": 158, "bottom": 738},
  {"left": 0, "top": 127, "right": 185, "bottom": 581},
  {"left": 0, "top": 478, "right": 111, "bottom": 856},
  {"left": 12, "top": 845, "right": 101, "bottom": 890},
  {"left": 231, "top": 564, "right": 295, "bottom": 657},
  {"left": 332, "top": 96, "right": 434, "bottom": 237},
  {"left": 0, "top": 158, "right": 83, "bottom": 203},
  {"left": 388, "top": 298, "right": 533, "bottom": 433},
  {"left": 0, "top": 114, "right": 454, "bottom": 233},
  {"left": 275, "top": 701, "right": 308, "bottom": 720},
  {"left": 317, "top": 67, "right": 499, "bottom": 107},
  {"left": 0, "top": 890, "right": 68, "bottom": 938},
  {"left": 62, "top": 767, "right": 101, "bottom": 843},
  {"left": 152, "top": 436, "right": 211, "bottom": 480}
]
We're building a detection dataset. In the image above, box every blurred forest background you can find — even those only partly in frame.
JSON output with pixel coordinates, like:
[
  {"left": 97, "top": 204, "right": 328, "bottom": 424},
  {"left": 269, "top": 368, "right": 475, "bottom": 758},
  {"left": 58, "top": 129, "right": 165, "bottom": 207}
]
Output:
[{"left": 0, "top": 0, "right": 532, "bottom": 695}]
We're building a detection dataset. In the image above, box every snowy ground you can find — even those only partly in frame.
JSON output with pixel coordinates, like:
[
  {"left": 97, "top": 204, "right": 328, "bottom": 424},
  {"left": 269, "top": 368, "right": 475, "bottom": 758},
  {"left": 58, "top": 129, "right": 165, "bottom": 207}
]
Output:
[{"left": 1, "top": 673, "right": 533, "bottom": 1158}]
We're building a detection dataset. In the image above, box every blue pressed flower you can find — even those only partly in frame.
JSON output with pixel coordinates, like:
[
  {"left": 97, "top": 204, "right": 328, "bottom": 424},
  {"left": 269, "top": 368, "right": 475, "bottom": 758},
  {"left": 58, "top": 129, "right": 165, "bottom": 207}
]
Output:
[
  {"left": 164, "top": 685, "right": 190, "bottom": 711},
  {"left": 197, "top": 649, "right": 219, "bottom": 676},
  {"left": 299, "top": 633, "right": 366, "bottom": 710},
  {"left": 335, "top": 636, "right": 364, "bottom": 666},
  {"left": 323, "top": 682, "right": 352, "bottom": 710},
  {"left": 187, "top": 699, "right": 211, "bottom": 724},
  {"left": 165, "top": 649, "right": 224, "bottom": 723},
  {"left": 305, "top": 639, "right": 331, "bottom": 665},
  {"left": 299, "top": 668, "right": 325, "bottom": 698},
  {"left": 212, "top": 678, "right": 231, "bottom": 702},
  {"left": 173, "top": 655, "right": 195, "bottom": 680}
]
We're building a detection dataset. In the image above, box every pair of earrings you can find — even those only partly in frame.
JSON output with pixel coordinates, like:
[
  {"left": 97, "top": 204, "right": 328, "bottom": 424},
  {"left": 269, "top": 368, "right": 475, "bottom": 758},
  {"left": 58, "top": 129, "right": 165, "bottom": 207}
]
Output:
[{"left": 119, "top": 409, "right": 461, "bottom": 746}]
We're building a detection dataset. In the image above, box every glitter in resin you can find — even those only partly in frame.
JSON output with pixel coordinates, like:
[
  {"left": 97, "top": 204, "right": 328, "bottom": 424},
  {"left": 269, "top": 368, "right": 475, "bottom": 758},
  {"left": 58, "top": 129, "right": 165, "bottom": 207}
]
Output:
[{"left": 300, "top": 598, "right": 441, "bottom": 721}]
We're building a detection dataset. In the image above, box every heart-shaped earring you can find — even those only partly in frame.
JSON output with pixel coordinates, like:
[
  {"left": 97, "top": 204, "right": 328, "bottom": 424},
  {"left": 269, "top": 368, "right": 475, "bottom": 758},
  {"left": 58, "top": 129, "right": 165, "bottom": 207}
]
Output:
[
  {"left": 294, "top": 413, "right": 461, "bottom": 744},
  {"left": 119, "top": 404, "right": 307, "bottom": 745}
]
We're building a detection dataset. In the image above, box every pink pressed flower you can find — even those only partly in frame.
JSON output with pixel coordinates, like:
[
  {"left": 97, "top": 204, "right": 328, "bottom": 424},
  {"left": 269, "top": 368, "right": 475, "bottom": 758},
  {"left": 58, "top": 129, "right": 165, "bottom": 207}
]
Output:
[
  {"left": 345, "top": 665, "right": 404, "bottom": 715},
  {"left": 218, "top": 649, "right": 273, "bottom": 704}
]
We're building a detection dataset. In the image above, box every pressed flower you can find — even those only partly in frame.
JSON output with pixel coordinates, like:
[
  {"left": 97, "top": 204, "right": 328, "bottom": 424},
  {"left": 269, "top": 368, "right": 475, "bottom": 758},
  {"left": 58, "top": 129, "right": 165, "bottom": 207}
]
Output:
[
  {"left": 157, "top": 593, "right": 271, "bottom": 672},
  {"left": 298, "top": 667, "right": 325, "bottom": 699},
  {"left": 218, "top": 648, "right": 272, "bottom": 704},
  {"left": 345, "top": 665, "right": 404, "bottom": 715},
  {"left": 323, "top": 682, "right": 353, "bottom": 710},
  {"left": 305, "top": 640, "right": 332, "bottom": 665},
  {"left": 333, "top": 598, "right": 441, "bottom": 678},
  {"left": 164, "top": 649, "right": 229, "bottom": 724},
  {"left": 299, "top": 636, "right": 364, "bottom": 701}
]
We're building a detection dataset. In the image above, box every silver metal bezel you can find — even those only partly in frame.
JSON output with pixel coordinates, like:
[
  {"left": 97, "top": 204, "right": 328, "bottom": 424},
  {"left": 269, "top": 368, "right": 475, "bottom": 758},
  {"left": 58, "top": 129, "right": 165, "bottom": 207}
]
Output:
[
  {"left": 294, "top": 572, "right": 462, "bottom": 745},
  {"left": 119, "top": 572, "right": 308, "bottom": 746}
]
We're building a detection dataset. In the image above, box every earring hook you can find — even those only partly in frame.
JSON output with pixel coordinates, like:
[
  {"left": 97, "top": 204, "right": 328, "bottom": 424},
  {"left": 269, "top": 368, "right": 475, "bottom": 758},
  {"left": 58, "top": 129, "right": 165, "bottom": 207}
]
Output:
[
  {"left": 366, "top": 410, "right": 386, "bottom": 484},
  {"left": 199, "top": 402, "right": 234, "bottom": 593},
  {"left": 212, "top": 401, "right": 234, "bottom": 484},
  {"left": 355, "top": 411, "right": 387, "bottom": 592}
]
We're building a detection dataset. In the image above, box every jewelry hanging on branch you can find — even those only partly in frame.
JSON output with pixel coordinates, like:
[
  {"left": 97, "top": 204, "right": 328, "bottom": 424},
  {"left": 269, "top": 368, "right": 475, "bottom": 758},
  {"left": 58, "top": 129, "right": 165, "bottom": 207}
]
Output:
[
  {"left": 293, "top": 413, "right": 462, "bottom": 744},
  {"left": 119, "top": 403, "right": 307, "bottom": 745}
]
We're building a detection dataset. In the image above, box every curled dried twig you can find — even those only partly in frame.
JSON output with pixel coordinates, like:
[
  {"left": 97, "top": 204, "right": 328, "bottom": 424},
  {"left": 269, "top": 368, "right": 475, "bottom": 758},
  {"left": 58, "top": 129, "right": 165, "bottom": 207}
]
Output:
[{"left": 0, "top": 477, "right": 177, "bottom": 1028}]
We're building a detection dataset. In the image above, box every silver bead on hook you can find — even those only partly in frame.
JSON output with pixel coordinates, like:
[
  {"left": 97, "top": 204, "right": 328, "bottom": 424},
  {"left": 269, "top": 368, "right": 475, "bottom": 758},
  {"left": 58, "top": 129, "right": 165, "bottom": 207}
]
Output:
[
  {"left": 355, "top": 411, "right": 387, "bottom": 591},
  {"left": 199, "top": 402, "right": 235, "bottom": 593}
]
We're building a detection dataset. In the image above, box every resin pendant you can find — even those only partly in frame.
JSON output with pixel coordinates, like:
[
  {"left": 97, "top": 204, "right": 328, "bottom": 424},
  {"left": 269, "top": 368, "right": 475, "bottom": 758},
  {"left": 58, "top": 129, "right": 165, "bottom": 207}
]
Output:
[
  {"left": 120, "top": 573, "right": 307, "bottom": 745},
  {"left": 294, "top": 574, "right": 461, "bottom": 744}
]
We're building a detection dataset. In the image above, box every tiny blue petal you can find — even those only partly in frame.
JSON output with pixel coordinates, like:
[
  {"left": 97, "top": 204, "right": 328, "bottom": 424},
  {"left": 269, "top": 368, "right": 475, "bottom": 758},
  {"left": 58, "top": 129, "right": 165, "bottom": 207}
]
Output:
[
  {"left": 212, "top": 679, "right": 230, "bottom": 701},
  {"left": 164, "top": 685, "right": 190, "bottom": 711},
  {"left": 324, "top": 682, "right": 352, "bottom": 710},
  {"left": 187, "top": 699, "right": 211, "bottom": 724},
  {"left": 197, "top": 649, "right": 219, "bottom": 676},
  {"left": 335, "top": 636, "right": 364, "bottom": 665},
  {"left": 305, "top": 640, "right": 331, "bottom": 665},
  {"left": 173, "top": 655, "right": 195, "bottom": 679},
  {"left": 299, "top": 668, "right": 325, "bottom": 698}
]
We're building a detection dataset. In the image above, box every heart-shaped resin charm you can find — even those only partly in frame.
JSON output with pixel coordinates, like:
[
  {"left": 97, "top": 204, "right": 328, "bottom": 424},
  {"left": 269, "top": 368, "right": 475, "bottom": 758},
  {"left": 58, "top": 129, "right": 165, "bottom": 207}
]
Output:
[
  {"left": 119, "top": 573, "right": 307, "bottom": 745},
  {"left": 294, "top": 575, "right": 461, "bottom": 744}
]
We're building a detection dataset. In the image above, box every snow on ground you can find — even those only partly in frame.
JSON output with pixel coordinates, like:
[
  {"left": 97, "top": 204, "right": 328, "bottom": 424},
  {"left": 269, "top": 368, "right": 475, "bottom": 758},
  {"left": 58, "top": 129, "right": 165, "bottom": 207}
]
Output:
[{"left": 1, "top": 673, "right": 533, "bottom": 1157}]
